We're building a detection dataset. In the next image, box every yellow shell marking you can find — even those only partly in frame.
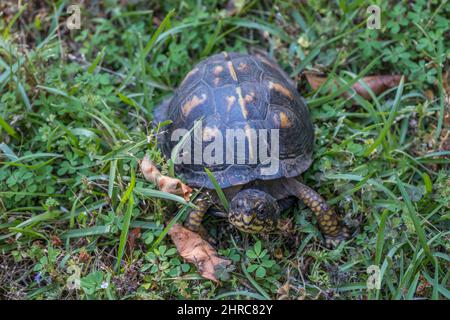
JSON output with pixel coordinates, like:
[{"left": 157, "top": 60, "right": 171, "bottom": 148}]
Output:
[
  {"left": 226, "top": 95, "right": 236, "bottom": 112},
  {"left": 227, "top": 61, "right": 238, "bottom": 82},
  {"left": 244, "top": 91, "right": 255, "bottom": 103},
  {"left": 279, "top": 112, "right": 292, "bottom": 128},
  {"left": 269, "top": 81, "right": 293, "bottom": 99},
  {"left": 235, "top": 87, "right": 248, "bottom": 119},
  {"left": 213, "top": 65, "right": 224, "bottom": 75},
  {"left": 182, "top": 94, "right": 206, "bottom": 117}
]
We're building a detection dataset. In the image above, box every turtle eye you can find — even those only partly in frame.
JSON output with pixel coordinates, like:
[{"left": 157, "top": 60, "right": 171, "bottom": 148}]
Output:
[
  {"left": 256, "top": 202, "right": 265, "bottom": 214},
  {"left": 233, "top": 199, "right": 245, "bottom": 211}
]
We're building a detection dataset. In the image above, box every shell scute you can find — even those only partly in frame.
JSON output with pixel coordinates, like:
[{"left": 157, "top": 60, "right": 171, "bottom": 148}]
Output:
[{"left": 156, "top": 53, "right": 314, "bottom": 188}]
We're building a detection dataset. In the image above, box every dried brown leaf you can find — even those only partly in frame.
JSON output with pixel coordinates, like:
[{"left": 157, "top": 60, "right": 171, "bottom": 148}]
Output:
[
  {"left": 51, "top": 235, "right": 62, "bottom": 247},
  {"left": 304, "top": 72, "right": 329, "bottom": 91},
  {"left": 126, "top": 227, "right": 141, "bottom": 254},
  {"left": 305, "top": 72, "right": 402, "bottom": 100},
  {"left": 277, "top": 281, "right": 290, "bottom": 300},
  {"left": 168, "top": 223, "right": 231, "bottom": 282},
  {"left": 140, "top": 156, "right": 192, "bottom": 201}
]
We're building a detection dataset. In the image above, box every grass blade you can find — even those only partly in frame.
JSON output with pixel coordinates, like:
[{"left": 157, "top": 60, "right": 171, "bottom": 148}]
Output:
[
  {"left": 134, "top": 187, "right": 197, "bottom": 209},
  {"left": 116, "top": 165, "right": 136, "bottom": 214},
  {"left": 307, "top": 55, "right": 382, "bottom": 108},
  {"left": 60, "top": 225, "right": 112, "bottom": 239},
  {"left": 434, "top": 38, "right": 444, "bottom": 140},
  {"left": 205, "top": 167, "right": 229, "bottom": 211},
  {"left": 115, "top": 165, "right": 136, "bottom": 271},
  {"left": 201, "top": 20, "right": 222, "bottom": 57},
  {"left": 108, "top": 159, "right": 117, "bottom": 198},
  {"left": 3, "top": 4, "right": 27, "bottom": 37},
  {"left": 87, "top": 47, "right": 106, "bottom": 73},
  {"left": 375, "top": 209, "right": 390, "bottom": 266},
  {"left": 396, "top": 175, "right": 436, "bottom": 266},
  {"left": 116, "top": 193, "right": 134, "bottom": 271},
  {"left": 241, "top": 262, "right": 270, "bottom": 300},
  {"left": 363, "top": 76, "right": 404, "bottom": 157},
  {"left": 0, "top": 142, "right": 18, "bottom": 160},
  {"left": 119, "top": 10, "right": 175, "bottom": 90}
]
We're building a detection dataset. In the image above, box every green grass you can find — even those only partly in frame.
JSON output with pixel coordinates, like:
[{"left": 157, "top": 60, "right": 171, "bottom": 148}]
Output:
[{"left": 0, "top": 0, "right": 448, "bottom": 300}]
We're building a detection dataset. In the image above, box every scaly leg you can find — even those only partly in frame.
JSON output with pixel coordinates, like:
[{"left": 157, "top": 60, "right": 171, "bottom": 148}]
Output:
[
  {"left": 184, "top": 193, "right": 216, "bottom": 244},
  {"left": 185, "top": 193, "right": 210, "bottom": 232},
  {"left": 286, "top": 179, "right": 349, "bottom": 248}
]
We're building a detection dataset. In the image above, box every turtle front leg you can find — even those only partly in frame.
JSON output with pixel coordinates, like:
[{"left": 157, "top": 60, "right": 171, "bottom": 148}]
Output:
[
  {"left": 285, "top": 179, "right": 349, "bottom": 248},
  {"left": 185, "top": 193, "right": 216, "bottom": 244},
  {"left": 185, "top": 193, "right": 210, "bottom": 232}
]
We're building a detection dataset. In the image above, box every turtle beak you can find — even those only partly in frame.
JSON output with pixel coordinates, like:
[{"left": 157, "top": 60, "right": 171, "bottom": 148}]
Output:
[{"left": 242, "top": 213, "right": 256, "bottom": 225}]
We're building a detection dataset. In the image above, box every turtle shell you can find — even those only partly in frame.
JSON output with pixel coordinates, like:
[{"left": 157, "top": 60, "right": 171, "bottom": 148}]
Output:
[{"left": 154, "top": 52, "right": 314, "bottom": 189}]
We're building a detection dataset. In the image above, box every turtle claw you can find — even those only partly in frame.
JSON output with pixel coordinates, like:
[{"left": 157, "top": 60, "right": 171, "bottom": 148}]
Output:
[{"left": 324, "top": 227, "right": 350, "bottom": 249}]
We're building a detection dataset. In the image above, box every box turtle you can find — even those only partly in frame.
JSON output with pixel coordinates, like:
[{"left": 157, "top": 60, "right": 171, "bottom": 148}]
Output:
[{"left": 153, "top": 52, "right": 349, "bottom": 247}]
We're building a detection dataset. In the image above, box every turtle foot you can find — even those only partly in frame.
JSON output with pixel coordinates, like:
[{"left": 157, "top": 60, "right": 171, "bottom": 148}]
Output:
[{"left": 324, "top": 227, "right": 350, "bottom": 249}]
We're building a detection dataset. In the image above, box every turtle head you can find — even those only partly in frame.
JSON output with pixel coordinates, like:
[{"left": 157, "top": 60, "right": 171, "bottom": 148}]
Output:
[{"left": 229, "top": 189, "right": 280, "bottom": 233}]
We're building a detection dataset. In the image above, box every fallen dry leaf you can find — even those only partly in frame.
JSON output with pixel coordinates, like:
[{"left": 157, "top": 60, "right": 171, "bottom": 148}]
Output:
[
  {"left": 126, "top": 227, "right": 141, "bottom": 254},
  {"left": 140, "top": 156, "right": 192, "bottom": 201},
  {"left": 415, "top": 275, "right": 432, "bottom": 297},
  {"left": 51, "top": 235, "right": 62, "bottom": 247},
  {"left": 305, "top": 72, "right": 329, "bottom": 92},
  {"left": 423, "top": 89, "right": 434, "bottom": 101},
  {"left": 305, "top": 72, "right": 402, "bottom": 100},
  {"left": 168, "top": 223, "right": 231, "bottom": 282},
  {"left": 78, "top": 250, "right": 90, "bottom": 263},
  {"left": 277, "top": 281, "right": 290, "bottom": 300}
]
